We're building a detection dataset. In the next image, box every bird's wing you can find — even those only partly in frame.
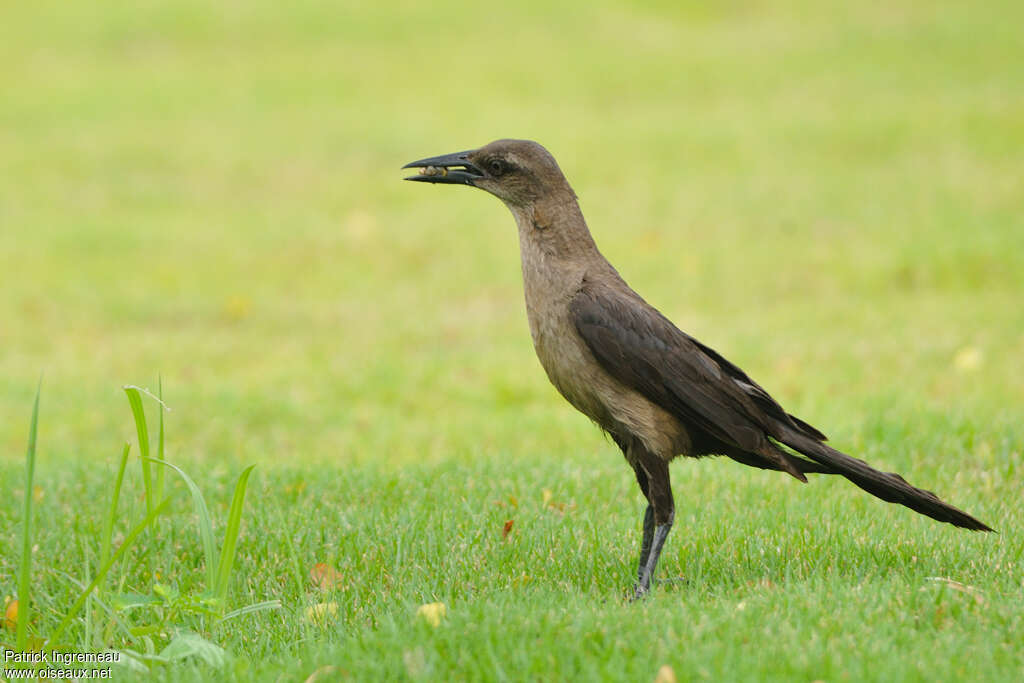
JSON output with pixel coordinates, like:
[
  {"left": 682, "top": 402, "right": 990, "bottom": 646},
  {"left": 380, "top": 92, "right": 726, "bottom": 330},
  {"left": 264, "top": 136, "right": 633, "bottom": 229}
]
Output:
[
  {"left": 684, "top": 332, "right": 828, "bottom": 441},
  {"left": 571, "top": 283, "right": 993, "bottom": 531},
  {"left": 570, "top": 283, "right": 814, "bottom": 453}
]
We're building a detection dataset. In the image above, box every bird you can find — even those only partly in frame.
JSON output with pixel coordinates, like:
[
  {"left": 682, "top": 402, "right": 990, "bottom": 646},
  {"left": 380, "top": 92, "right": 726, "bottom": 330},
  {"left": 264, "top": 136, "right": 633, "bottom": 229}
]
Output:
[{"left": 402, "top": 139, "right": 993, "bottom": 598}]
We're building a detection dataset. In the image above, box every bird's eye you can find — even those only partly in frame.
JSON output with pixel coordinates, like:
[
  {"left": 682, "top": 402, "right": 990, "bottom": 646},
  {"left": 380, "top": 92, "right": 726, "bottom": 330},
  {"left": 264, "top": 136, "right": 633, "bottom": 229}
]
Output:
[{"left": 488, "top": 159, "right": 507, "bottom": 176}]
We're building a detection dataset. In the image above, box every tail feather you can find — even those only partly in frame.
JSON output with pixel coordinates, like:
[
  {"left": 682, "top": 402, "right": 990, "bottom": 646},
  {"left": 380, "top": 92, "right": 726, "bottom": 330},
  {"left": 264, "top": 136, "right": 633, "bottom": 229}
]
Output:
[
  {"left": 786, "top": 413, "right": 828, "bottom": 441},
  {"left": 781, "top": 430, "right": 994, "bottom": 532},
  {"left": 726, "top": 443, "right": 836, "bottom": 476}
]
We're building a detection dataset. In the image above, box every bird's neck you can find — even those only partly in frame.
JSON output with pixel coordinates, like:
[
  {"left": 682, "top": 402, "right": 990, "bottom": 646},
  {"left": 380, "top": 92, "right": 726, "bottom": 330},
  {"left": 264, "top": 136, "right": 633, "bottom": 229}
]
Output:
[
  {"left": 509, "top": 192, "right": 609, "bottom": 305},
  {"left": 510, "top": 192, "right": 603, "bottom": 262}
]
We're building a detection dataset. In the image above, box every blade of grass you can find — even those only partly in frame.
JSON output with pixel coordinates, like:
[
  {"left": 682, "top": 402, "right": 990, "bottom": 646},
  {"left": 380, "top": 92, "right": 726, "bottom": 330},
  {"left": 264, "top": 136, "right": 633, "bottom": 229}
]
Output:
[
  {"left": 280, "top": 512, "right": 307, "bottom": 598},
  {"left": 81, "top": 548, "right": 92, "bottom": 651},
  {"left": 48, "top": 496, "right": 173, "bottom": 646},
  {"left": 156, "top": 376, "right": 165, "bottom": 506},
  {"left": 124, "top": 386, "right": 153, "bottom": 516},
  {"left": 214, "top": 465, "right": 256, "bottom": 604},
  {"left": 220, "top": 600, "right": 282, "bottom": 622},
  {"left": 15, "top": 382, "right": 41, "bottom": 651},
  {"left": 100, "top": 443, "right": 131, "bottom": 571},
  {"left": 147, "top": 458, "right": 218, "bottom": 591}
]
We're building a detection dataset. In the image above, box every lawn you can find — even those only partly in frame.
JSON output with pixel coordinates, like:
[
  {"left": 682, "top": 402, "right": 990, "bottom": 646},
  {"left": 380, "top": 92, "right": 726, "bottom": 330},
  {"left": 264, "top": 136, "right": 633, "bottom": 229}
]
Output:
[{"left": 1, "top": 0, "right": 1022, "bottom": 680}]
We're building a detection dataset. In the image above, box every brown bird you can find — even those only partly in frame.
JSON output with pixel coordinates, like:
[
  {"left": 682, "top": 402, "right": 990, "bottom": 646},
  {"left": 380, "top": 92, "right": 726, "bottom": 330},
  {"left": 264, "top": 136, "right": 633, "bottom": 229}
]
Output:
[{"left": 403, "top": 139, "right": 993, "bottom": 598}]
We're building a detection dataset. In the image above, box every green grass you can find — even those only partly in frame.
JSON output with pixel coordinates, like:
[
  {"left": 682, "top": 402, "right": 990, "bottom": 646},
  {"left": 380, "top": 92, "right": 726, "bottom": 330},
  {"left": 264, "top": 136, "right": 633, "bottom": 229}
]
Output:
[{"left": 1, "top": 0, "right": 1022, "bottom": 680}]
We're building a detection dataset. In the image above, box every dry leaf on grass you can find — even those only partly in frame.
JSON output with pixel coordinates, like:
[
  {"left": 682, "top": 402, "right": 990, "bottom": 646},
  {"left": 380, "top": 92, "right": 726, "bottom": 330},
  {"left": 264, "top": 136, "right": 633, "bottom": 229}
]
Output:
[
  {"left": 654, "top": 664, "right": 677, "bottom": 683},
  {"left": 310, "top": 563, "right": 343, "bottom": 590},
  {"left": 926, "top": 576, "right": 986, "bottom": 604},
  {"left": 304, "top": 602, "right": 339, "bottom": 624},
  {"left": 416, "top": 602, "right": 447, "bottom": 627},
  {"left": 542, "top": 488, "right": 575, "bottom": 513},
  {"left": 3, "top": 599, "right": 17, "bottom": 631},
  {"left": 303, "top": 665, "right": 340, "bottom": 683}
]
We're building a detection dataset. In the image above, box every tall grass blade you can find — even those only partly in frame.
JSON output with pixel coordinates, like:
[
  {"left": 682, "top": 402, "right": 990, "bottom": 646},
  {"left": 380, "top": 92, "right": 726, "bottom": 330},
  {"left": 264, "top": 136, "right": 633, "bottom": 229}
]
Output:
[
  {"left": 79, "top": 550, "right": 92, "bottom": 650},
  {"left": 220, "top": 600, "right": 282, "bottom": 622},
  {"left": 280, "top": 512, "right": 306, "bottom": 597},
  {"left": 148, "top": 458, "right": 218, "bottom": 591},
  {"left": 123, "top": 386, "right": 153, "bottom": 515},
  {"left": 15, "top": 382, "right": 41, "bottom": 651},
  {"left": 100, "top": 443, "right": 131, "bottom": 571},
  {"left": 156, "top": 376, "right": 166, "bottom": 506},
  {"left": 214, "top": 465, "right": 256, "bottom": 603},
  {"left": 48, "top": 497, "right": 172, "bottom": 646}
]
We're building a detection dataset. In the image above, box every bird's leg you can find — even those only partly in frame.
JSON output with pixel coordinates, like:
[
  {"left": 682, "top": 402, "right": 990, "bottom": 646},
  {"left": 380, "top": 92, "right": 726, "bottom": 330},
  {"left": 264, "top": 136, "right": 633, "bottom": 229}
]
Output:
[
  {"left": 635, "top": 516, "right": 674, "bottom": 598},
  {"left": 630, "top": 447, "right": 675, "bottom": 599},
  {"left": 638, "top": 504, "right": 655, "bottom": 582},
  {"left": 631, "top": 462, "right": 655, "bottom": 582}
]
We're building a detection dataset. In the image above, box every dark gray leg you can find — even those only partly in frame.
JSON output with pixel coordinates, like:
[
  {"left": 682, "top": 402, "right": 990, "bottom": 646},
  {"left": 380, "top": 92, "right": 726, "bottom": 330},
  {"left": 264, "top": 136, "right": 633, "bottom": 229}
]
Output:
[
  {"left": 635, "top": 518, "right": 674, "bottom": 599},
  {"left": 631, "top": 462, "right": 656, "bottom": 582},
  {"left": 638, "top": 504, "right": 654, "bottom": 582},
  {"left": 630, "top": 444, "right": 674, "bottom": 599}
]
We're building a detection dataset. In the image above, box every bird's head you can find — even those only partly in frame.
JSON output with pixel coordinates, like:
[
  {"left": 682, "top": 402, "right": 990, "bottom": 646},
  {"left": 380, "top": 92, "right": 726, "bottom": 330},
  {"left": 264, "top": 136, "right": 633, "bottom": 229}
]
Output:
[{"left": 403, "top": 139, "right": 570, "bottom": 207}]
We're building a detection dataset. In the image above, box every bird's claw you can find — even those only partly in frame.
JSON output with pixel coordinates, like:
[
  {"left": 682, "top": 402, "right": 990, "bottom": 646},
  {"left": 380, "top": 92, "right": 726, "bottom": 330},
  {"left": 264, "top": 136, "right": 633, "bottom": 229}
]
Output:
[
  {"left": 630, "top": 581, "right": 651, "bottom": 602},
  {"left": 630, "top": 575, "right": 686, "bottom": 601}
]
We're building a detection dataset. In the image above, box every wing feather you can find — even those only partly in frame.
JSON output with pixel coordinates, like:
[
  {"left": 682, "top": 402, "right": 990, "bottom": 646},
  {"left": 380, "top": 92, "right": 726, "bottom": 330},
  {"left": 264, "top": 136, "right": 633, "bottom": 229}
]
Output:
[{"left": 571, "top": 285, "right": 778, "bottom": 453}]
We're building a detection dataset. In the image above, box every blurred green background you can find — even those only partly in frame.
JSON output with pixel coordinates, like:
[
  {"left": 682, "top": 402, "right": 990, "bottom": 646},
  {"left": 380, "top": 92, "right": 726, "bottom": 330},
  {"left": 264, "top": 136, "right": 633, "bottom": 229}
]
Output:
[
  {"left": 2, "top": 0, "right": 1020, "bottom": 465},
  {"left": 0, "top": 1, "right": 1021, "bottom": 678}
]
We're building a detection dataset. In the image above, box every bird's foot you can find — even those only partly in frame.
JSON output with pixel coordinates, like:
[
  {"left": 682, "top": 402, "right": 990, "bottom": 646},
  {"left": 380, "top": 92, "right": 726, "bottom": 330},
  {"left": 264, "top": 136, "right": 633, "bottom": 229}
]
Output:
[
  {"left": 630, "top": 575, "right": 686, "bottom": 601},
  {"left": 629, "top": 584, "right": 649, "bottom": 602},
  {"left": 630, "top": 572, "right": 653, "bottom": 601}
]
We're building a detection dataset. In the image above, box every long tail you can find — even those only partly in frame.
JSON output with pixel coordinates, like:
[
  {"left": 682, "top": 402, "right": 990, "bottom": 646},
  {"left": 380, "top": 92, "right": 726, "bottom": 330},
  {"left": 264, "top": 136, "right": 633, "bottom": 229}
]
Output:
[{"left": 781, "top": 429, "right": 993, "bottom": 531}]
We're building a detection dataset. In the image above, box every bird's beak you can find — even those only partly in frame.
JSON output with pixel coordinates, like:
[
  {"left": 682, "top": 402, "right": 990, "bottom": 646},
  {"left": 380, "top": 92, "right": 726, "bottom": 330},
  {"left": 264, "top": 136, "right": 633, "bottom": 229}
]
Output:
[{"left": 402, "top": 150, "right": 484, "bottom": 186}]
